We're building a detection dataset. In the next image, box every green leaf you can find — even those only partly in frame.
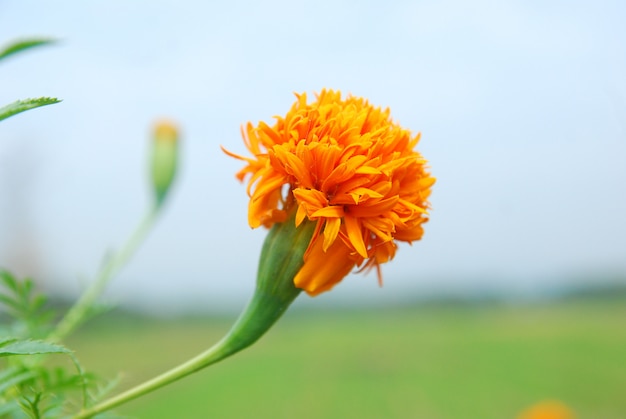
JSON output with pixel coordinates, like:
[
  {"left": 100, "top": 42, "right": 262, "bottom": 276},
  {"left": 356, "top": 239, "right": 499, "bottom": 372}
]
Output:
[
  {"left": 0, "top": 269, "right": 20, "bottom": 292},
  {"left": 0, "top": 38, "right": 55, "bottom": 62},
  {"left": 19, "top": 391, "right": 45, "bottom": 419},
  {"left": 0, "top": 338, "right": 71, "bottom": 357},
  {"left": 0, "top": 368, "right": 38, "bottom": 395},
  {"left": 0, "top": 97, "right": 61, "bottom": 122},
  {"left": 0, "top": 338, "right": 90, "bottom": 409},
  {"left": 0, "top": 271, "right": 56, "bottom": 339}
]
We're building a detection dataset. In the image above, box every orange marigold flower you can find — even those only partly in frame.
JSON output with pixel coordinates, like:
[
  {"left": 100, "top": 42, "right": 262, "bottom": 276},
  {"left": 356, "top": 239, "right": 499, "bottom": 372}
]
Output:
[{"left": 224, "top": 89, "right": 435, "bottom": 295}]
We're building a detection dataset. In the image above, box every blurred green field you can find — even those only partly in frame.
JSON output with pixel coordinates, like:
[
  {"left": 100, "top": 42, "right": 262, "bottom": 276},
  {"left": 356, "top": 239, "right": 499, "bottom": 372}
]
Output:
[{"left": 68, "top": 298, "right": 626, "bottom": 419}]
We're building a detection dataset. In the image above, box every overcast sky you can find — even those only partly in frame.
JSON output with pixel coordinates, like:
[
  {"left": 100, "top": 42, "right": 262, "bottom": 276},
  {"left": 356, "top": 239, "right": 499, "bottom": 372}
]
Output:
[{"left": 1, "top": 1, "right": 625, "bottom": 312}]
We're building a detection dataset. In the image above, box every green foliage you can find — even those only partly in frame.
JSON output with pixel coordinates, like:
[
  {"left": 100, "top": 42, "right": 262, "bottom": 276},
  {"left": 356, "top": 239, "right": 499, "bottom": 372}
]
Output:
[
  {"left": 0, "top": 36, "right": 85, "bottom": 413},
  {"left": 0, "top": 34, "right": 155, "bottom": 418},
  {"left": 0, "top": 37, "right": 60, "bottom": 124},
  {"left": 0, "top": 270, "right": 55, "bottom": 339},
  {"left": 0, "top": 98, "right": 61, "bottom": 123},
  {"left": 0, "top": 271, "right": 94, "bottom": 418},
  {"left": 3, "top": 365, "right": 86, "bottom": 419},
  {"left": 0, "top": 38, "right": 55, "bottom": 62},
  {"left": 0, "top": 338, "right": 71, "bottom": 357}
]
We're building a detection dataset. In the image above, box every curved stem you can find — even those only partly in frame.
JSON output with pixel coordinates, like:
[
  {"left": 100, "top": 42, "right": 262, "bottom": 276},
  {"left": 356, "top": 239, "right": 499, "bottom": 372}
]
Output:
[
  {"left": 71, "top": 287, "right": 300, "bottom": 419},
  {"left": 72, "top": 205, "right": 312, "bottom": 418},
  {"left": 50, "top": 205, "right": 160, "bottom": 342}
]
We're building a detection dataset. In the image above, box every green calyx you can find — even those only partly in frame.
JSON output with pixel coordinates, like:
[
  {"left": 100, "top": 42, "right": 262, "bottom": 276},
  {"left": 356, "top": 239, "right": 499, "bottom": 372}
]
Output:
[{"left": 219, "top": 207, "right": 316, "bottom": 354}]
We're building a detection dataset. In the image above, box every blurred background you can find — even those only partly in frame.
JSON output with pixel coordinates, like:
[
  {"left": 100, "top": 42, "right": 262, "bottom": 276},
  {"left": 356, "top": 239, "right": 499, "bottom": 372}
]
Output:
[
  {"left": 1, "top": 0, "right": 626, "bottom": 311},
  {"left": 1, "top": 1, "right": 625, "bottom": 418}
]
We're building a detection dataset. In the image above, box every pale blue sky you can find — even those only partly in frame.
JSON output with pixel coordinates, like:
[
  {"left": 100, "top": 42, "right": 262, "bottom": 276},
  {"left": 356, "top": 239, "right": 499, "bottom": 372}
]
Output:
[{"left": 1, "top": 1, "right": 625, "bottom": 311}]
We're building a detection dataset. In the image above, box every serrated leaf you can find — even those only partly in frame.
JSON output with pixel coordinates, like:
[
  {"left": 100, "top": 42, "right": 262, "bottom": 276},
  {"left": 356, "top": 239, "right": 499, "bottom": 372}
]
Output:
[
  {"left": 0, "top": 38, "right": 55, "bottom": 61},
  {"left": 0, "top": 338, "right": 70, "bottom": 357},
  {"left": 0, "top": 269, "right": 19, "bottom": 292},
  {"left": 0, "top": 338, "right": 89, "bottom": 408},
  {"left": 0, "top": 97, "right": 61, "bottom": 122}
]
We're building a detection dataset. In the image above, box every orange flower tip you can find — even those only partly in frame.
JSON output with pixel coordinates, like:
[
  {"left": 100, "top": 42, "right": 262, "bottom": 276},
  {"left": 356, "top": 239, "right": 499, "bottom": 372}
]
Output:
[
  {"left": 220, "top": 144, "right": 236, "bottom": 156},
  {"left": 153, "top": 120, "right": 179, "bottom": 144},
  {"left": 221, "top": 145, "right": 253, "bottom": 166},
  {"left": 151, "top": 119, "right": 180, "bottom": 205}
]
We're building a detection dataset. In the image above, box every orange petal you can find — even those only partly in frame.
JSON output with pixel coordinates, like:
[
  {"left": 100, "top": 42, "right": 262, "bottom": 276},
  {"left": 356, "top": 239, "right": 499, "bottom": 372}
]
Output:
[
  {"left": 292, "top": 188, "right": 327, "bottom": 212},
  {"left": 347, "top": 187, "right": 384, "bottom": 204},
  {"left": 349, "top": 196, "right": 399, "bottom": 218},
  {"left": 323, "top": 217, "right": 341, "bottom": 251},
  {"left": 272, "top": 145, "right": 313, "bottom": 187},
  {"left": 355, "top": 165, "right": 382, "bottom": 175},
  {"left": 311, "top": 205, "right": 345, "bottom": 219},
  {"left": 361, "top": 218, "right": 394, "bottom": 242},
  {"left": 252, "top": 173, "right": 286, "bottom": 202},
  {"left": 344, "top": 215, "right": 368, "bottom": 258},
  {"left": 294, "top": 237, "right": 355, "bottom": 295},
  {"left": 295, "top": 203, "right": 308, "bottom": 226}
]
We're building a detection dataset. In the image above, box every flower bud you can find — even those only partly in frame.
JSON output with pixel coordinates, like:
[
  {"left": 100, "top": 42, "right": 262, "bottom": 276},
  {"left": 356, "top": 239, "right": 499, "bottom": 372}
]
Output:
[{"left": 150, "top": 120, "right": 179, "bottom": 206}]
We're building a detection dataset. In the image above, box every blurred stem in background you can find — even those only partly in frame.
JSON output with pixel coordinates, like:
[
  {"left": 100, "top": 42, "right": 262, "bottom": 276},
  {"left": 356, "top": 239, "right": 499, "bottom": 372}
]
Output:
[
  {"left": 49, "top": 120, "right": 180, "bottom": 342},
  {"left": 48, "top": 207, "right": 159, "bottom": 341}
]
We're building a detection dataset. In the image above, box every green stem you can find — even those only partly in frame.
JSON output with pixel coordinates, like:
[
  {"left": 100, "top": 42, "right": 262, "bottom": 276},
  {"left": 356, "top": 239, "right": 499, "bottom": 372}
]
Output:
[
  {"left": 72, "top": 205, "right": 315, "bottom": 418},
  {"left": 71, "top": 286, "right": 300, "bottom": 419},
  {"left": 50, "top": 205, "right": 160, "bottom": 342}
]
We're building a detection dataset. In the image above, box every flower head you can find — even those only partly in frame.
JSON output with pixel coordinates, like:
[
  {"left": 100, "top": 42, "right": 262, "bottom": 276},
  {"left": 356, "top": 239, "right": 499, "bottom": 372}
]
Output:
[{"left": 225, "top": 89, "right": 434, "bottom": 295}]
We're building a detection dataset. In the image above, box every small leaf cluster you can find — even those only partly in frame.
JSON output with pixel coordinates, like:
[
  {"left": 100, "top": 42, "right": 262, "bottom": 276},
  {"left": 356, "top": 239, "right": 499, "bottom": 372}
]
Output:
[
  {"left": 0, "top": 271, "right": 96, "bottom": 419},
  {"left": 0, "top": 38, "right": 108, "bottom": 419},
  {"left": 0, "top": 35, "right": 180, "bottom": 418},
  {"left": 0, "top": 271, "right": 54, "bottom": 339}
]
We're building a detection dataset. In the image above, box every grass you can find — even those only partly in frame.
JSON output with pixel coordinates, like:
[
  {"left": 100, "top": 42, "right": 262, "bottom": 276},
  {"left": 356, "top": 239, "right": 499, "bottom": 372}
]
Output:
[{"left": 68, "top": 298, "right": 626, "bottom": 419}]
